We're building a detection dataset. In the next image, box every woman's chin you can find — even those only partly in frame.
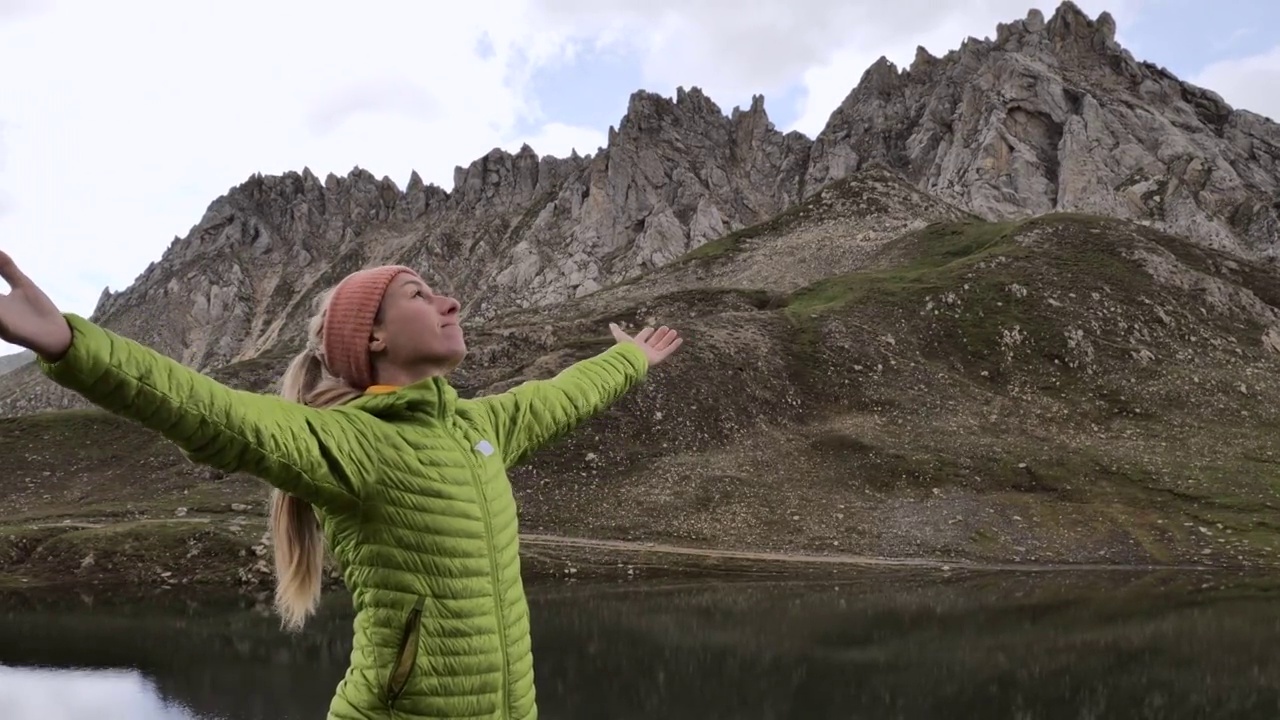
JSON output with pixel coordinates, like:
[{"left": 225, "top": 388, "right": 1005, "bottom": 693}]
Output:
[{"left": 444, "top": 343, "right": 467, "bottom": 365}]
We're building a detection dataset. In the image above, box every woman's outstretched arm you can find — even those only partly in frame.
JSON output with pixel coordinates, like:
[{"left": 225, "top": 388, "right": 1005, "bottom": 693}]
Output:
[
  {"left": 0, "top": 252, "right": 365, "bottom": 512},
  {"left": 467, "top": 324, "right": 682, "bottom": 467}
]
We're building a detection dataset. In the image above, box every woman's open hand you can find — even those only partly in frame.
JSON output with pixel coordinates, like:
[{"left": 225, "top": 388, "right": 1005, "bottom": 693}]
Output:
[
  {"left": 0, "top": 251, "right": 71, "bottom": 361},
  {"left": 609, "top": 323, "right": 683, "bottom": 367}
]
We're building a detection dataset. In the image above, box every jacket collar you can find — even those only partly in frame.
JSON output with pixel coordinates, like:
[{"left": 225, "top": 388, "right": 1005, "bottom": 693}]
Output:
[{"left": 345, "top": 375, "right": 458, "bottom": 420}]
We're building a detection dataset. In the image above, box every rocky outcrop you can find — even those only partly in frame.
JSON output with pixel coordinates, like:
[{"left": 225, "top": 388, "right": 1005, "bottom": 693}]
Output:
[
  {"left": 3, "top": 1, "right": 1280, "bottom": 417},
  {"left": 471, "top": 89, "right": 811, "bottom": 315},
  {"left": 804, "top": 2, "right": 1280, "bottom": 259}
]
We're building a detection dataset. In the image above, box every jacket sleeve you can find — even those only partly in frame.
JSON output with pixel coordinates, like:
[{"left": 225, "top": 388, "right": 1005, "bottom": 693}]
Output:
[
  {"left": 37, "top": 314, "right": 365, "bottom": 511},
  {"left": 468, "top": 342, "right": 649, "bottom": 467}
]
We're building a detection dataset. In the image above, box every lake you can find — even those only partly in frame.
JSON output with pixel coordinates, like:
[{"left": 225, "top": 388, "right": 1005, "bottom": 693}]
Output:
[{"left": 0, "top": 569, "right": 1277, "bottom": 719}]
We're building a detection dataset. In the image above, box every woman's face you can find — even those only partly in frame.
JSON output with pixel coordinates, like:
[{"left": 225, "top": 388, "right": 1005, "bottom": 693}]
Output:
[{"left": 370, "top": 272, "right": 466, "bottom": 380}]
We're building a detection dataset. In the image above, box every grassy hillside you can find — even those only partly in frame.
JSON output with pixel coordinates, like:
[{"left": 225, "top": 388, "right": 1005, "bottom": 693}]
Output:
[
  {"left": 487, "top": 213, "right": 1280, "bottom": 567},
  {"left": 3, "top": 191, "right": 1279, "bottom": 592}
]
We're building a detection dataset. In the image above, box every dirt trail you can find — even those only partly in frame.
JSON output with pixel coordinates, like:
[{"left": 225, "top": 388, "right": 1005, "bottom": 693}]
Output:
[
  {"left": 17, "top": 518, "right": 1212, "bottom": 573},
  {"left": 517, "top": 533, "right": 1209, "bottom": 573}
]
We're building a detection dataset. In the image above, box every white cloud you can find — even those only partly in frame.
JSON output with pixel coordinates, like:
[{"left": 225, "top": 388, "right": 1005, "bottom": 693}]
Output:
[
  {"left": 307, "top": 77, "right": 443, "bottom": 136},
  {"left": 0, "top": 0, "right": 606, "bottom": 355},
  {"left": 0, "top": 120, "right": 10, "bottom": 219},
  {"left": 0, "top": 0, "right": 45, "bottom": 21},
  {"left": 1192, "top": 46, "right": 1280, "bottom": 123}
]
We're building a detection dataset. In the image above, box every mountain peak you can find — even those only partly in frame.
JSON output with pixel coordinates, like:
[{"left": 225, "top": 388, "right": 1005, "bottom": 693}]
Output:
[
  {"left": 806, "top": 0, "right": 1279, "bottom": 259},
  {"left": 984, "top": 1, "right": 1121, "bottom": 59}
]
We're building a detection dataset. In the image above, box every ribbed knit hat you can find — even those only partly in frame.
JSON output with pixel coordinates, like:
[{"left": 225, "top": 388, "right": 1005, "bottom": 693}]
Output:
[{"left": 321, "top": 265, "right": 421, "bottom": 389}]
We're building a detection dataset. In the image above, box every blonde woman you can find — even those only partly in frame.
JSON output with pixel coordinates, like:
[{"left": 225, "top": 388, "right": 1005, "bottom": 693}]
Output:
[{"left": 0, "top": 252, "right": 683, "bottom": 719}]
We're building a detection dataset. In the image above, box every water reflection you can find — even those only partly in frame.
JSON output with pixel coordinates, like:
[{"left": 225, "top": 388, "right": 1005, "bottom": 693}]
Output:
[
  {"left": 0, "top": 665, "right": 209, "bottom": 720},
  {"left": 0, "top": 590, "right": 353, "bottom": 719},
  {"left": 0, "top": 570, "right": 1277, "bottom": 719}
]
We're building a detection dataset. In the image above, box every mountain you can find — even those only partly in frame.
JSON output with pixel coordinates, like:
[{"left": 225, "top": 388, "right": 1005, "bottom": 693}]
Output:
[
  {"left": 2, "top": 1, "right": 1277, "bottom": 417},
  {"left": 1, "top": 2, "right": 1279, "bottom": 584},
  {"left": 3, "top": 170, "right": 1279, "bottom": 589},
  {"left": 0, "top": 350, "right": 33, "bottom": 377},
  {"left": 805, "top": 6, "right": 1279, "bottom": 258}
]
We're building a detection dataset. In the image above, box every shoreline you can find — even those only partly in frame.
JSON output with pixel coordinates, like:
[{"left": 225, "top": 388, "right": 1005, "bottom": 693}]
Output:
[
  {"left": 4, "top": 518, "right": 1270, "bottom": 607},
  {"left": 517, "top": 532, "right": 1226, "bottom": 574}
]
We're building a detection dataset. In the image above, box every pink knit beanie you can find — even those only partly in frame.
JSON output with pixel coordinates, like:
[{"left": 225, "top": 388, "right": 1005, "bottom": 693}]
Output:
[{"left": 321, "top": 265, "right": 421, "bottom": 389}]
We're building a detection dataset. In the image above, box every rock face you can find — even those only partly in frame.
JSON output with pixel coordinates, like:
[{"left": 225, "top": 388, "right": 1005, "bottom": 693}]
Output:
[
  {"left": 805, "top": 2, "right": 1280, "bottom": 259},
  {"left": 65, "top": 89, "right": 808, "bottom": 371},
  {"left": 465, "top": 89, "right": 810, "bottom": 316},
  {"left": 2, "top": 1, "right": 1279, "bottom": 416}
]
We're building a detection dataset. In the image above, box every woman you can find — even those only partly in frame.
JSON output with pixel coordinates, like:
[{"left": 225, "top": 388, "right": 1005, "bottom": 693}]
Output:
[{"left": 0, "top": 252, "right": 682, "bottom": 719}]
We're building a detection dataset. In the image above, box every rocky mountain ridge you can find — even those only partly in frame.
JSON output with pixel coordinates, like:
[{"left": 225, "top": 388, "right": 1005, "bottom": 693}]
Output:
[
  {"left": 5, "top": 184, "right": 1280, "bottom": 584},
  {"left": 805, "top": 4, "right": 1279, "bottom": 257},
  {"left": 0, "top": 0, "right": 1277, "bottom": 417}
]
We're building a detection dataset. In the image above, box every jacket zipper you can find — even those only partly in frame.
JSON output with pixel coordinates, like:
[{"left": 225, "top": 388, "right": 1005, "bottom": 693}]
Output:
[
  {"left": 386, "top": 595, "right": 425, "bottom": 707},
  {"left": 453, "top": 421, "right": 510, "bottom": 717}
]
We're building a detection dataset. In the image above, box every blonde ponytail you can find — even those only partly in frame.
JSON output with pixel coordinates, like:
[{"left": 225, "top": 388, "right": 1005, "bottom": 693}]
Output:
[{"left": 269, "top": 290, "right": 363, "bottom": 631}]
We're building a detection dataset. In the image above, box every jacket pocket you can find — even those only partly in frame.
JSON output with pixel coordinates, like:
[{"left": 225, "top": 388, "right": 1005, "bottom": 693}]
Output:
[{"left": 386, "top": 596, "right": 426, "bottom": 706}]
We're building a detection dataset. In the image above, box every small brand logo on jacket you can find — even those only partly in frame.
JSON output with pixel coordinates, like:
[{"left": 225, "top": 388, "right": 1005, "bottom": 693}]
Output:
[{"left": 474, "top": 439, "right": 494, "bottom": 457}]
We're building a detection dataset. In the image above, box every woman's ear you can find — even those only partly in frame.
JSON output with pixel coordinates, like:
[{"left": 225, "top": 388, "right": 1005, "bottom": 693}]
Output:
[{"left": 368, "top": 304, "right": 388, "bottom": 353}]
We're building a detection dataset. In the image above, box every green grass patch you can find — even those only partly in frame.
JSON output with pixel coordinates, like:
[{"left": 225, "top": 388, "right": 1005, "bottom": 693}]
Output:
[
  {"left": 677, "top": 216, "right": 796, "bottom": 263},
  {"left": 783, "top": 220, "right": 1022, "bottom": 315}
]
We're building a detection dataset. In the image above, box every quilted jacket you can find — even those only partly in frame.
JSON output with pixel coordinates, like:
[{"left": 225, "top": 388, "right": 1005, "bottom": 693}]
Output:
[{"left": 39, "top": 313, "right": 650, "bottom": 719}]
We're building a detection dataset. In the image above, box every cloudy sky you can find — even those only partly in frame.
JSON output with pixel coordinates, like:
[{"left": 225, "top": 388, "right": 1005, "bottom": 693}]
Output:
[{"left": 1, "top": 0, "right": 1277, "bottom": 357}]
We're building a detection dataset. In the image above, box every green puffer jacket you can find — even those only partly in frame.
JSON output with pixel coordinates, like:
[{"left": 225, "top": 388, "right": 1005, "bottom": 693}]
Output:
[{"left": 39, "top": 313, "right": 650, "bottom": 720}]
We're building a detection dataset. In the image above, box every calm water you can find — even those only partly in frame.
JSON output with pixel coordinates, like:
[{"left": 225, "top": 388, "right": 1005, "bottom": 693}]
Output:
[{"left": 0, "top": 570, "right": 1277, "bottom": 719}]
